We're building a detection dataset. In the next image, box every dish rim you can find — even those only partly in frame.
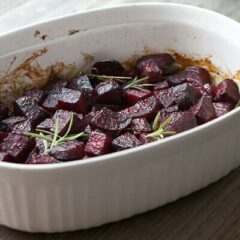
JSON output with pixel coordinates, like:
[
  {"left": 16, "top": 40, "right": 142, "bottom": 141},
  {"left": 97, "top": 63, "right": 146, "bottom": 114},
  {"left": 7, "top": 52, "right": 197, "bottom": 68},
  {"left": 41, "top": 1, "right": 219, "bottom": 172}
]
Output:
[{"left": 0, "top": 2, "right": 240, "bottom": 170}]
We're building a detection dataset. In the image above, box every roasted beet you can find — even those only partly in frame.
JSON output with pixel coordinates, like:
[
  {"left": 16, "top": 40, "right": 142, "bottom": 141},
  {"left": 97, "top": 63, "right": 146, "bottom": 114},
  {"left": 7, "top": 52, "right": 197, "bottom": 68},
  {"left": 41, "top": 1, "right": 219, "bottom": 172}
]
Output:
[
  {"left": 138, "top": 133, "right": 154, "bottom": 144},
  {"left": 0, "top": 133, "right": 35, "bottom": 163},
  {"left": 24, "top": 88, "right": 45, "bottom": 104},
  {"left": 0, "top": 132, "right": 8, "bottom": 142},
  {"left": 43, "top": 79, "right": 68, "bottom": 94},
  {"left": 37, "top": 118, "right": 53, "bottom": 132},
  {"left": 85, "top": 130, "right": 112, "bottom": 156},
  {"left": 94, "top": 80, "right": 122, "bottom": 105},
  {"left": 67, "top": 75, "right": 93, "bottom": 94},
  {"left": 42, "top": 92, "right": 60, "bottom": 112},
  {"left": 50, "top": 141, "right": 85, "bottom": 161},
  {"left": 57, "top": 88, "right": 89, "bottom": 114},
  {"left": 191, "top": 96, "right": 216, "bottom": 123},
  {"left": 191, "top": 83, "right": 213, "bottom": 98},
  {"left": 125, "top": 89, "right": 152, "bottom": 105},
  {"left": 11, "top": 119, "right": 33, "bottom": 133},
  {"left": 92, "top": 59, "right": 125, "bottom": 76},
  {"left": 130, "top": 118, "right": 152, "bottom": 133},
  {"left": 0, "top": 151, "right": 12, "bottom": 162},
  {"left": 13, "top": 96, "right": 47, "bottom": 126},
  {"left": 26, "top": 154, "right": 59, "bottom": 164},
  {"left": 112, "top": 132, "right": 141, "bottom": 151},
  {"left": 213, "top": 102, "right": 233, "bottom": 117},
  {"left": 2, "top": 116, "right": 26, "bottom": 130},
  {"left": 121, "top": 96, "right": 159, "bottom": 120},
  {"left": 91, "top": 108, "right": 131, "bottom": 131},
  {"left": 167, "top": 67, "right": 211, "bottom": 86},
  {"left": 214, "top": 79, "right": 240, "bottom": 104},
  {"left": 154, "top": 88, "right": 175, "bottom": 108},
  {"left": 135, "top": 54, "right": 175, "bottom": 83},
  {"left": 154, "top": 81, "right": 170, "bottom": 90},
  {"left": 0, "top": 104, "right": 9, "bottom": 120},
  {"left": 51, "top": 110, "right": 85, "bottom": 136},
  {"left": 159, "top": 112, "right": 197, "bottom": 133}
]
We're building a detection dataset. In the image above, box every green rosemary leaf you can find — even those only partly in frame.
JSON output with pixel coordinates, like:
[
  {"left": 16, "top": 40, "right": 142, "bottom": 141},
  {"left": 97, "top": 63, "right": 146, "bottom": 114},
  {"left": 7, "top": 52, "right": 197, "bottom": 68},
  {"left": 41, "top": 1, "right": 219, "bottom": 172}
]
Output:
[
  {"left": 25, "top": 132, "right": 52, "bottom": 141},
  {"left": 152, "top": 112, "right": 161, "bottom": 131}
]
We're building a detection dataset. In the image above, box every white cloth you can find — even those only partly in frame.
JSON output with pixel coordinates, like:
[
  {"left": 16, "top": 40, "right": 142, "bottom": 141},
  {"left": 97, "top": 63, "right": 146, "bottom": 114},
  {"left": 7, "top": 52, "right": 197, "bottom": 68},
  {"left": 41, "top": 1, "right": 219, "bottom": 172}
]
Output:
[{"left": 0, "top": 0, "right": 240, "bottom": 35}]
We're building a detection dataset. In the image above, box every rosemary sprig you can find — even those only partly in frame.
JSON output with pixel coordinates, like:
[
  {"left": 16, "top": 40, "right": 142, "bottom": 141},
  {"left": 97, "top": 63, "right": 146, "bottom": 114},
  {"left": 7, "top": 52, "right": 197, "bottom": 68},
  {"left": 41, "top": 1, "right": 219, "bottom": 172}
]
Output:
[
  {"left": 147, "top": 113, "right": 176, "bottom": 140},
  {"left": 25, "top": 113, "right": 87, "bottom": 154},
  {"left": 123, "top": 76, "right": 155, "bottom": 90}
]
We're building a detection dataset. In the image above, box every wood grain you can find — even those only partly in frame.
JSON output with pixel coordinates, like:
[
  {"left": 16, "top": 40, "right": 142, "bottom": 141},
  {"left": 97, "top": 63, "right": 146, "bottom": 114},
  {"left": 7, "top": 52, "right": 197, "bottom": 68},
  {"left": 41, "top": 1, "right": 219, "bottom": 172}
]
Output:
[{"left": 0, "top": 166, "right": 240, "bottom": 239}]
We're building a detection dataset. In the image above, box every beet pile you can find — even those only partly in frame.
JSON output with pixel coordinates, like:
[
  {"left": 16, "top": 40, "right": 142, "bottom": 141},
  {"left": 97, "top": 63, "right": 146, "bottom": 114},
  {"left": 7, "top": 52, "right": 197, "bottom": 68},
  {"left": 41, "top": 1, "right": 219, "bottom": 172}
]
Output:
[{"left": 0, "top": 53, "right": 239, "bottom": 164}]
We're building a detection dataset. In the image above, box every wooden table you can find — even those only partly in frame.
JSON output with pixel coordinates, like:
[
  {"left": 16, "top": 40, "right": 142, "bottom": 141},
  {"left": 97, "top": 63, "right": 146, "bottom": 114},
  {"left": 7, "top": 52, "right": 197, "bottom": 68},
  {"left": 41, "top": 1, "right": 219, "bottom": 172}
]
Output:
[{"left": 0, "top": 0, "right": 240, "bottom": 239}]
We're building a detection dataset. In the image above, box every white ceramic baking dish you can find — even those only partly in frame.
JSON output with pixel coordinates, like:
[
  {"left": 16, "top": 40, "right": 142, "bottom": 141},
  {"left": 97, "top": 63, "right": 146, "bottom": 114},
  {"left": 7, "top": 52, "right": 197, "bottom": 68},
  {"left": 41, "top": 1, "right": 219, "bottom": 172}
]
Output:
[{"left": 0, "top": 3, "right": 240, "bottom": 233}]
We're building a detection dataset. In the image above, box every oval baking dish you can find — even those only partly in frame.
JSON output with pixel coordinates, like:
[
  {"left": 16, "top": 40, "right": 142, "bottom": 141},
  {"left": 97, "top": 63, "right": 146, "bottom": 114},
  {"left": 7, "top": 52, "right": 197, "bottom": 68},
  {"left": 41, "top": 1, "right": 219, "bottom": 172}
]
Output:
[{"left": 0, "top": 3, "right": 240, "bottom": 232}]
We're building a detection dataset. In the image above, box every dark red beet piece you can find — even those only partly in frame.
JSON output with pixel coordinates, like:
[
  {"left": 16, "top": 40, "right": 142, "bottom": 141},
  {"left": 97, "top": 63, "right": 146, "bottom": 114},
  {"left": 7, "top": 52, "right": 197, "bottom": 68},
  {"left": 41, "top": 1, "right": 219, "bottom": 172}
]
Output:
[
  {"left": 135, "top": 54, "right": 175, "bottom": 83},
  {"left": 159, "top": 112, "right": 197, "bottom": 133},
  {"left": 214, "top": 79, "right": 240, "bottom": 104},
  {"left": 154, "top": 81, "right": 170, "bottom": 90},
  {"left": 57, "top": 88, "right": 88, "bottom": 114},
  {"left": 0, "top": 104, "right": 9, "bottom": 120},
  {"left": 167, "top": 67, "right": 211, "bottom": 86},
  {"left": 154, "top": 88, "right": 175, "bottom": 108},
  {"left": 2, "top": 116, "right": 26, "bottom": 129},
  {"left": 161, "top": 105, "right": 179, "bottom": 114},
  {"left": 26, "top": 154, "right": 59, "bottom": 164},
  {"left": 191, "top": 96, "right": 216, "bottom": 123},
  {"left": 0, "top": 132, "right": 8, "bottom": 142},
  {"left": 125, "top": 89, "right": 152, "bottom": 105},
  {"left": 94, "top": 80, "right": 122, "bottom": 105},
  {"left": 42, "top": 92, "right": 60, "bottom": 112},
  {"left": 121, "top": 96, "right": 159, "bottom": 120},
  {"left": 213, "top": 102, "right": 233, "bottom": 117},
  {"left": 85, "top": 130, "right": 112, "bottom": 156},
  {"left": 92, "top": 59, "right": 125, "bottom": 76},
  {"left": 172, "top": 83, "right": 201, "bottom": 110},
  {"left": 24, "top": 88, "right": 45, "bottom": 104},
  {"left": 51, "top": 110, "right": 85, "bottom": 136},
  {"left": 0, "top": 151, "right": 12, "bottom": 162},
  {"left": 130, "top": 118, "right": 152, "bottom": 133},
  {"left": 35, "top": 139, "right": 45, "bottom": 154},
  {"left": 11, "top": 119, "right": 33, "bottom": 133},
  {"left": 50, "top": 141, "right": 85, "bottom": 161},
  {"left": 1, "top": 133, "right": 35, "bottom": 163},
  {"left": 43, "top": 79, "right": 68, "bottom": 94},
  {"left": 112, "top": 132, "right": 141, "bottom": 151},
  {"left": 13, "top": 96, "right": 47, "bottom": 126},
  {"left": 67, "top": 75, "right": 93, "bottom": 94},
  {"left": 191, "top": 83, "right": 213, "bottom": 98},
  {"left": 37, "top": 118, "right": 53, "bottom": 132},
  {"left": 91, "top": 108, "right": 131, "bottom": 131}
]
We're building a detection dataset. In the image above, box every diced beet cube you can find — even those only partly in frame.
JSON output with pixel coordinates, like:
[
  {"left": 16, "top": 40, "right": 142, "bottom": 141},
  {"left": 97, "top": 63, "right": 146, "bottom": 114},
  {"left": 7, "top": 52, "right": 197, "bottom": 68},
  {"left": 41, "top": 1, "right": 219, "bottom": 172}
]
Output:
[
  {"left": 51, "top": 110, "right": 85, "bottom": 136},
  {"left": 130, "top": 118, "right": 151, "bottom": 133},
  {"left": 57, "top": 88, "right": 88, "bottom": 114},
  {"left": 50, "top": 141, "right": 85, "bottom": 161},
  {"left": 91, "top": 108, "right": 131, "bottom": 131},
  {"left": 0, "top": 104, "right": 9, "bottom": 120},
  {"left": 94, "top": 80, "right": 122, "bottom": 105},
  {"left": 1, "top": 133, "right": 35, "bottom": 163},
  {"left": 84, "top": 125, "right": 92, "bottom": 135},
  {"left": 42, "top": 92, "right": 60, "bottom": 112},
  {"left": 121, "top": 96, "right": 159, "bottom": 120},
  {"left": 35, "top": 139, "right": 45, "bottom": 154},
  {"left": 11, "top": 120, "right": 33, "bottom": 134},
  {"left": 213, "top": 102, "right": 233, "bottom": 117},
  {"left": 37, "top": 118, "right": 53, "bottom": 132},
  {"left": 162, "top": 105, "right": 179, "bottom": 114},
  {"left": 0, "top": 132, "right": 8, "bottom": 142},
  {"left": 92, "top": 59, "right": 125, "bottom": 76},
  {"left": 191, "top": 96, "right": 216, "bottom": 123},
  {"left": 67, "top": 75, "right": 93, "bottom": 95},
  {"left": 112, "top": 132, "right": 141, "bottom": 151},
  {"left": 2, "top": 116, "right": 26, "bottom": 129},
  {"left": 125, "top": 89, "right": 152, "bottom": 105},
  {"left": 24, "top": 88, "right": 45, "bottom": 104},
  {"left": 154, "top": 88, "right": 175, "bottom": 108},
  {"left": 167, "top": 67, "right": 211, "bottom": 86},
  {"left": 191, "top": 83, "right": 213, "bottom": 98},
  {"left": 43, "top": 79, "right": 68, "bottom": 94},
  {"left": 0, "top": 151, "right": 12, "bottom": 162},
  {"left": 26, "top": 154, "right": 59, "bottom": 164},
  {"left": 85, "top": 131, "right": 112, "bottom": 156},
  {"left": 13, "top": 96, "right": 47, "bottom": 126},
  {"left": 159, "top": 112, "right": 197, "bottom": 133},
  {"left": 172, "top": 83, "right": 201, "bottom": 110},
  {"left": 214, "top": 79, "right": 240, "bottom": 104},
  {"left": 135, "top": 54, "right": 175, "bottom": 83},
  {"left": 154, "top": 81, "right": 170, "bottom": 90}
]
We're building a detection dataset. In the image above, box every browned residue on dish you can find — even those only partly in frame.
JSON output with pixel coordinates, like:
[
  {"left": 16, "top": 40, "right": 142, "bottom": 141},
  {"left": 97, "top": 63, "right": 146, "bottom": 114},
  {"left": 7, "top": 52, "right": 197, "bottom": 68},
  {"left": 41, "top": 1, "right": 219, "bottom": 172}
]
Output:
[
  {"left": 68, "top": 29, "right": 80, "bottom": 36},
  {"left": 34, "top": 30, "right": 48, "bottom": 40},
  {"left": 80, "top": 52, "right": 95, "bottom": 72}
]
